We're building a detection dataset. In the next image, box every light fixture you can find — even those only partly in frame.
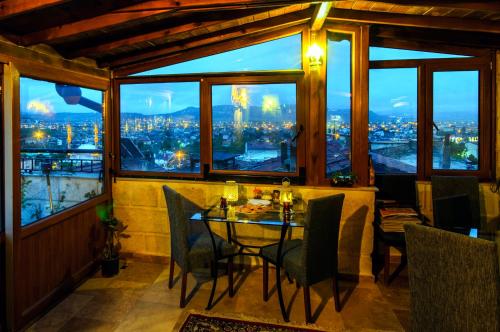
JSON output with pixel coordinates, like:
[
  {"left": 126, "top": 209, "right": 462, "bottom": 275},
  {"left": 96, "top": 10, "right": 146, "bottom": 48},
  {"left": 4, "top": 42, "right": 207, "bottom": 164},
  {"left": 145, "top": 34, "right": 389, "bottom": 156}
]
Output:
[
  {"left": 279, "top": 177, "right": 294, "bottom": 206},
  {"left": 307, "top": 31, "right": 324, "bottom": 69},
  {"left": 223, "top": 180, "right": 239, "bottom": 203},
  {"left": 307, "top": 43, "right": 324, "bottom": 67}
]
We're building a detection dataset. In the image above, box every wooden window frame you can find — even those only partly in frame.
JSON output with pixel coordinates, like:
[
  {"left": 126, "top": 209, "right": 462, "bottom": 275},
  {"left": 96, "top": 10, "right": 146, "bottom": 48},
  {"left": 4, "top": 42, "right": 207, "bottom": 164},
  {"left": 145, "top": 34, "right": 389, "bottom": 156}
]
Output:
[
  {"left": 323, "top": 29, "right": 355, "bottom": 181},
  {"left": 369, "top": 46, "right": 494, "bottom": 181},
  {"left": 15, "top": 72, "right": 111, "bottom": 234},
  {"left": 425, "top": 60, "right": 493, "bottom": 179},
  {"left": 314, "top": 23, "right": 369, "bottom": 187},
  {"left": 114, "top": 72, "right": 306, "bottom": 182},
  {"left": 204, "top": 74, "right": 306, "bottom": 178},
  {"left": 113, "top": 75, "right": 204, "bottom": 180}
]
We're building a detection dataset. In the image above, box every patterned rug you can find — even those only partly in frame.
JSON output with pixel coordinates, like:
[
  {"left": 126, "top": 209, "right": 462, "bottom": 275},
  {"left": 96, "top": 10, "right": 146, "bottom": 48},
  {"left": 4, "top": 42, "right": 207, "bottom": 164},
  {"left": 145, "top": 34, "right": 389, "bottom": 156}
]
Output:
[{"left": 178, "top": 312, "right": 326, "bottom": 332}]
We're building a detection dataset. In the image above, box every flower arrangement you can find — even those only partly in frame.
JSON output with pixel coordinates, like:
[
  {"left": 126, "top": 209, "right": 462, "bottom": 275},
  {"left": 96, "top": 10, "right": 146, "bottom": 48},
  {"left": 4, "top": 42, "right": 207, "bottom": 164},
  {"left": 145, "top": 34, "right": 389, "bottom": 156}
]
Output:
[{"left": 253, "top": 187, "right": 263, "bottom": 199}]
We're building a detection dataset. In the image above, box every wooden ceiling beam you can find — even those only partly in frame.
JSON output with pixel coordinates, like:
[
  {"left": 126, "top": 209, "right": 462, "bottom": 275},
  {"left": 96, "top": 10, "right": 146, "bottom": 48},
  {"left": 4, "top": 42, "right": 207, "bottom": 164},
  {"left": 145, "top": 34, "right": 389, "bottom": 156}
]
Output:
[
  {"left": 371, "top": 25, "right": 500, "bottom": 51},
  {"left": 328, "top": 8, "right": 500, "bottom": 34},
  {"left": 68, "top": 4, "right": 308, "bottom": 58},
  {"left": 0, "top": 0, "right": 70, "bottom": 20},
  {"left": 67, "top": 19, "right": 226, "bottom": 58},
  {"left": 21, "top": 1, "right": 179, "bottom": 46},
  {"left": 103, "top": 9, "right": 312, "bottom": 69},
  {"left": 96, "top": 0, "right": 318, "bottom": 10},
  {"left": 310, "top": 1, "right": 332, "bottom": 31},
  {"left": 337, "top": 0, "right": 500, "bottom": 12}
]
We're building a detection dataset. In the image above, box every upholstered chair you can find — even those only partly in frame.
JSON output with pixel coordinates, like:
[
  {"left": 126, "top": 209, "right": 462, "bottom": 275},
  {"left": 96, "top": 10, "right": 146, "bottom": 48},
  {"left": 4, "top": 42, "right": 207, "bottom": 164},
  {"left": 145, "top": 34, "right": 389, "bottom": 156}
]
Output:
[
  {"left": 404, "top": 223, "right": 499, "bottom": 332},
  {"left": 163, "top": 185, "right": 236, "bottom": 308},
  {"left": 260, "top": 193, "right": 345, "bottom": 323}
]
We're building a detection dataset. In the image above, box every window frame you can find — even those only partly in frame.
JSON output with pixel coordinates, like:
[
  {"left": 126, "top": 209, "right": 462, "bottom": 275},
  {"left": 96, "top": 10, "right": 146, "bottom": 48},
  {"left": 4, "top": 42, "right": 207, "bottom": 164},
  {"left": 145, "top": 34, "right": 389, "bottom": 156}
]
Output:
[
  {"left": 113, "top": 75, "right": 204, "bottom": 179},
  {"left": 324, "top": 29, "right": 355, "bottom": 178},
  {"left": 369, "top": 48, "right": 494, "bottom": 180},
  {"left": 205, "top": 74, "right": 306, "bottom": 178},
  {"left": 114, "top": 72, "right": 306, "bottom": 181},
  {"left": 425, "top": 60, "right": 493, "bottom": 179},
  {"left": 9, "top": 61, "right": 111, "bottom": 236},
  {"left": 18, "top": 75, "right": 108, "bottom": 227}
]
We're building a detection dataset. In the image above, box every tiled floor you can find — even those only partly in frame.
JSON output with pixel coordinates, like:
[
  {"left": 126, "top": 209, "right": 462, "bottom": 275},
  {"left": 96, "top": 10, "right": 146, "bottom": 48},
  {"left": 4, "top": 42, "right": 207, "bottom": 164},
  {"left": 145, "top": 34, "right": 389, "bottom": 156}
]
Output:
[{"left": 28, "top": 259, "right": 409, "bottom": 331}]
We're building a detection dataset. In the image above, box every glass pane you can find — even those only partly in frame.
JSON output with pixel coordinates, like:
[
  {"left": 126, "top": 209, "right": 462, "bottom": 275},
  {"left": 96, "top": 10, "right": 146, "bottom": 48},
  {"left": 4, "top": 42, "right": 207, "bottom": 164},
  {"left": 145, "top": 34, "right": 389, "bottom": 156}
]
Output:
[
  {"left": 370, "top": 46, "right": 470, "bottom": 61},
  {"left": 212, "top": 83, "right": 297, "bottom": 172},
  {"left": 120, "top": 82, "right": 200, "bottom": 173},
  {"left": 20, "top": 77, "right": 104, "bottom": 226},
  {"left": 326, "top": 33, "right": 352, "bottom": 176},
  {"left": 369, "top": 68, "right": 418, "bottom": 173},
  {"left": 432, "top": 71, "right": 479, "bottom": 170},
  {"left": 134, "top": 34, "right": 301, "bottom": 75}
]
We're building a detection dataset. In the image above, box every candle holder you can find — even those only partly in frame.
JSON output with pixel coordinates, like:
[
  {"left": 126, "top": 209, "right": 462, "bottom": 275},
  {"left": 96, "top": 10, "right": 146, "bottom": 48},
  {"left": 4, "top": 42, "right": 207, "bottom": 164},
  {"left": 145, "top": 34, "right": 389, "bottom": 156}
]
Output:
[
  {"left": 220, "top": 197, "right": 227, "bottom": 209},
  {"left": 283, "top": 201, "right": 291, "bottom": 214}
]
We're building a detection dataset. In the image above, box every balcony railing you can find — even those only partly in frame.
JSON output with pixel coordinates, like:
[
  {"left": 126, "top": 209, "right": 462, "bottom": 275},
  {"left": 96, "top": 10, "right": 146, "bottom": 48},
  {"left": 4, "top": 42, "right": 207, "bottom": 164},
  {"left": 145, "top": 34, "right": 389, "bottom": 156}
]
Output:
[{"left": 20, "top": 149, "right": 103, "bottom": 175}]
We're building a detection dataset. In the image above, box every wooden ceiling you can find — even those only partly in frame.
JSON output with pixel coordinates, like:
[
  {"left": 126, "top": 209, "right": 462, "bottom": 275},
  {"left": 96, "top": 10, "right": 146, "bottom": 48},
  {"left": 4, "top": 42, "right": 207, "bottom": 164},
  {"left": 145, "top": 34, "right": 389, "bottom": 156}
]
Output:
[{"left": 0, "top": 0, "right": 499, "bottom": 71}]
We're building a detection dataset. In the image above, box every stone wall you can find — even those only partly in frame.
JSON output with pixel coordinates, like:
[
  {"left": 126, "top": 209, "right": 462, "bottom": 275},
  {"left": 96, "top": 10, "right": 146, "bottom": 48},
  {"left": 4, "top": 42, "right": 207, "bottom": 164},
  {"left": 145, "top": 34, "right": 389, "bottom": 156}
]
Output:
[{"left": 113, "top": 179, "right": 376, "bottom": 276}]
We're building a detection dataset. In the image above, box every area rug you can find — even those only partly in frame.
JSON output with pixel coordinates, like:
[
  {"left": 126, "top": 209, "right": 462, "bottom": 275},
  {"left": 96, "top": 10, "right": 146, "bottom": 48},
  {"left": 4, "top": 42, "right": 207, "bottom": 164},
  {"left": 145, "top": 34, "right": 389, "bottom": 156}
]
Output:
[{"left": 176, "top": 311, "right": 328, "bottom": 332}]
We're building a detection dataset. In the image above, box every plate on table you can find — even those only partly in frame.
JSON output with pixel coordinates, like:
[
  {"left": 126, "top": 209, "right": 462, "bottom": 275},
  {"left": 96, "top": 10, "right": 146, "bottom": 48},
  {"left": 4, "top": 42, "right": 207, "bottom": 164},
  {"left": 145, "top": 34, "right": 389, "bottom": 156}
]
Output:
[
  {"left": 237, "top": 203, "right": 272, "bottom": 214},
  {"left": 247, "top": 199, "right": 271, "bottom": 206}
]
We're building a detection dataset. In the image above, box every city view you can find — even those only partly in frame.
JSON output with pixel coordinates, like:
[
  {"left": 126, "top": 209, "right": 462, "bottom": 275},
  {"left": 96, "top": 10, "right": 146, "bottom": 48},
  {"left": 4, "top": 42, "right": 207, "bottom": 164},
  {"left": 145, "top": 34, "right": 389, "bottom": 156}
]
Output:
[
  {"left": 20, "top": 77, "right": 104, "bottom": 226},
  {"left": 18, "top": 42, "right": 480, "bottom": 226},
  {"left": 120, "top": 83, "right": 297, "bottom": 173}
]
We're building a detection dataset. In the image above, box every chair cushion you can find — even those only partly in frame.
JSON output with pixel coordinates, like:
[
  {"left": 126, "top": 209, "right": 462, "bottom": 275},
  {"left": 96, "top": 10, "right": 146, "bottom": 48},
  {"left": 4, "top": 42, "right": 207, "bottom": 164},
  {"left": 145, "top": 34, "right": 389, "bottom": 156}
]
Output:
[
  {"left": 260, "top": 239, "right": 302, "bottom": 264},
  {"left": 187, "top": 233, "right": 236, "bottom": 270}
]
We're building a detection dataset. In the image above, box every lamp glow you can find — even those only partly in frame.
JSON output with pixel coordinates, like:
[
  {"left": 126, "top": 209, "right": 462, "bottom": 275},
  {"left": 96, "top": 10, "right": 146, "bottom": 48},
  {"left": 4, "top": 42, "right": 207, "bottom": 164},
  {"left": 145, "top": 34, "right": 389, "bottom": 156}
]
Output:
[
  {"left": 223, "top": 181, "right": 239, "bottom": 203},
  {"left": 307, "top": 43, "right": 324, "bottom": 67}
]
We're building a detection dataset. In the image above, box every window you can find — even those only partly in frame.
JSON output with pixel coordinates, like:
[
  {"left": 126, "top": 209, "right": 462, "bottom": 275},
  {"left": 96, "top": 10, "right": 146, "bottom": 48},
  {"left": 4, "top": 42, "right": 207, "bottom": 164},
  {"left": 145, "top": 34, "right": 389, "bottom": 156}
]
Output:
[
  {"left": 369, "top": 68, "right": 418, "bottom": 173},
  {"left": 118, "top": 32, "right": 304, "bottom": 179},
  {"left": 211, "top": 83, "right": 297, "bottom": 172},
  {"left": 119, "top": 82, "right": 200, "bottom": 173},
  {"left": 134, "top": 34, "right": 302, "bottom": 76},
  {"left": 326, "top": 33, "right": 352, "bottom": 176},
  {"left": 369, "top": 46, "right": 492, "bottom": 179},
  {"left": 369, "top": 47, "right": 470, "bottom": 61},
  {"left": 20, "top": 77, "right": 104, "bottom": 226},
  {"left": 432, "top": 71, "right": 479, "bottom": 171}
]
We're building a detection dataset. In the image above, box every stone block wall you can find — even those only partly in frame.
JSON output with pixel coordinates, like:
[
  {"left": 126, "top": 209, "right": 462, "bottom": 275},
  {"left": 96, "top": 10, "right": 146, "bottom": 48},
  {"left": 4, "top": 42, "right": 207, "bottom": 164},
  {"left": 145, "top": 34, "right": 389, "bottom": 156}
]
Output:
[{"left": 113, "top": 179, "right": 376, "bottom": 277}]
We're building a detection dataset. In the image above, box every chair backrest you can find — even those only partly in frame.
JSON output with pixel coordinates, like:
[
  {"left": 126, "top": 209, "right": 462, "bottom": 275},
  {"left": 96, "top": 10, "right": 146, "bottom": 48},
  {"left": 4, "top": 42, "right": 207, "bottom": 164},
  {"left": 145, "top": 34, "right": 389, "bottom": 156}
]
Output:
[
  {"left": 431, "top": 175, "right": 480, "bottom": 229},
  {"left": 162, "top": 185, "right": 190, "bottom": 270},
  {"left": 404, "top": 223, "right": 499, "bottom": 332},
  {"left": 375, "top": 174, "right": 418, "bottom": 208},
  {"left": 301, "top": 194, "right": 345, "bottom": 285},
  {"left": 433, "top": 194, "right": 471, "bottom": 233}
]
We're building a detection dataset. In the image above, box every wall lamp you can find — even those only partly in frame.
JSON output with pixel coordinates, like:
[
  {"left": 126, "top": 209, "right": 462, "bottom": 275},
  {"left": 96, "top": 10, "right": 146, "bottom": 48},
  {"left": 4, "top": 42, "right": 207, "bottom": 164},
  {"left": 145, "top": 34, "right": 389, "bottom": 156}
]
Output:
[{"left": 307, "top": 32, "right": 324, "bottom": 69}]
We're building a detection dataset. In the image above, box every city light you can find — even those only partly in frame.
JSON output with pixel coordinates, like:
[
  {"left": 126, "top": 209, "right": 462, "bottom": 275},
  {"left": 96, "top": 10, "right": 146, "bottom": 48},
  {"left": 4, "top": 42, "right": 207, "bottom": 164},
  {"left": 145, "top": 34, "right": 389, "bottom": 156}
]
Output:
[{"left": 33, "top": 130, "right": 44, "bottom": 140}]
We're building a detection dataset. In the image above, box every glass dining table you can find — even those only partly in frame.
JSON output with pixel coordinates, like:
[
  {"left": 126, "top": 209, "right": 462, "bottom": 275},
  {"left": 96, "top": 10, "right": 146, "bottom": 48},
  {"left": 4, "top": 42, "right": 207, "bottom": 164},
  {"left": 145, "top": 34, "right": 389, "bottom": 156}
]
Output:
[
  {"left": 190, "top": 199, "right": 306, "bottom": 255},
  {"left": 189, "top": 199, "right": 306, "bottom": 313}
]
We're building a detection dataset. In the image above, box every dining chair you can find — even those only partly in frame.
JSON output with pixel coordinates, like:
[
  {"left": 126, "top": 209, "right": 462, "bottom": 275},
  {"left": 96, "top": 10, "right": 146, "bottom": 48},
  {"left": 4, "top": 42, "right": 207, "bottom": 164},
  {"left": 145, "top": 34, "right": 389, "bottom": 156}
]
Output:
[
  {"left": 260, "top": 193, "right": 345, "bottom": 323},
  {"left": 163, "top": 185, "right": 236, "bottom": 309},
  {"left": 404, "top": 223, "right": 499, "bottom": 332},
  {"left": 431, "top": 175, "right": 480, "bottom": 231}
]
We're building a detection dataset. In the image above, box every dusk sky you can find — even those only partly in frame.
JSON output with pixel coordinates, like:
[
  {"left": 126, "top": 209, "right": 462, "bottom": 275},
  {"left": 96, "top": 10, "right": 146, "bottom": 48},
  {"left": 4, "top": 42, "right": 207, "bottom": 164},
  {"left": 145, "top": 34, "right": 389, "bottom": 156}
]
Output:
[
  {"left": 20, "top": 77, "right": 103, "bottom": 115},
  {"left": 20, "top": 35, "right": 478, "bottom": 120}
]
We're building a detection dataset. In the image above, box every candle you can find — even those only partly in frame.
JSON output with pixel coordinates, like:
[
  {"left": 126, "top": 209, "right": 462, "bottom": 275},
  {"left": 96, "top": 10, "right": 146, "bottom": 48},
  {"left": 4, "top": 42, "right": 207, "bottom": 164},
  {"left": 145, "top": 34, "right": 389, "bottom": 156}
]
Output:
[{"left": 283, "top": 201, "right": 291, "bottom": 214}]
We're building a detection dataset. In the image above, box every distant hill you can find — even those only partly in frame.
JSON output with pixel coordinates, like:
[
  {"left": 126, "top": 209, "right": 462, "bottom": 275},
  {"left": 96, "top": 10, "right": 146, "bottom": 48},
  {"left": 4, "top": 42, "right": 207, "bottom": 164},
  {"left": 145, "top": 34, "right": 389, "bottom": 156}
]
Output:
[
  {"left": 122, "top": 105, "right": 296, "bottom": 122},
  {"left": 21, "top": 112, "right": 102, "bottom": 122},
  {"left": 327, "top": 108, "right": 390, "bottom": 123}
]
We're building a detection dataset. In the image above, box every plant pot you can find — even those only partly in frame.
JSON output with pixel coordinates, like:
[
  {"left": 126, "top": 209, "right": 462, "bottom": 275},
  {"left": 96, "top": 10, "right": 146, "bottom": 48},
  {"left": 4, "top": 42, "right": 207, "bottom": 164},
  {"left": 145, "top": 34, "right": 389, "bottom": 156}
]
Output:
[
  {"left": 329, "top": 176, "right": 355, "bottom": 187},
  {"left": 101, "top": 256, "right": 119, "bottom": 277}
]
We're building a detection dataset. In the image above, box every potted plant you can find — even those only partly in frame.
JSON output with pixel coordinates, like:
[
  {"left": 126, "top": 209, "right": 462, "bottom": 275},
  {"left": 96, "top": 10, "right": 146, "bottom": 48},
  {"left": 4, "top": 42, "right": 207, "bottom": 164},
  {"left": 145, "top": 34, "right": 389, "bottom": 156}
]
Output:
[
  {"left": 97, "top": 205, "right": 129, "bottom": 277},
  {"left": 330, "top": 171, "right": 357, "bottom": 187}
]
